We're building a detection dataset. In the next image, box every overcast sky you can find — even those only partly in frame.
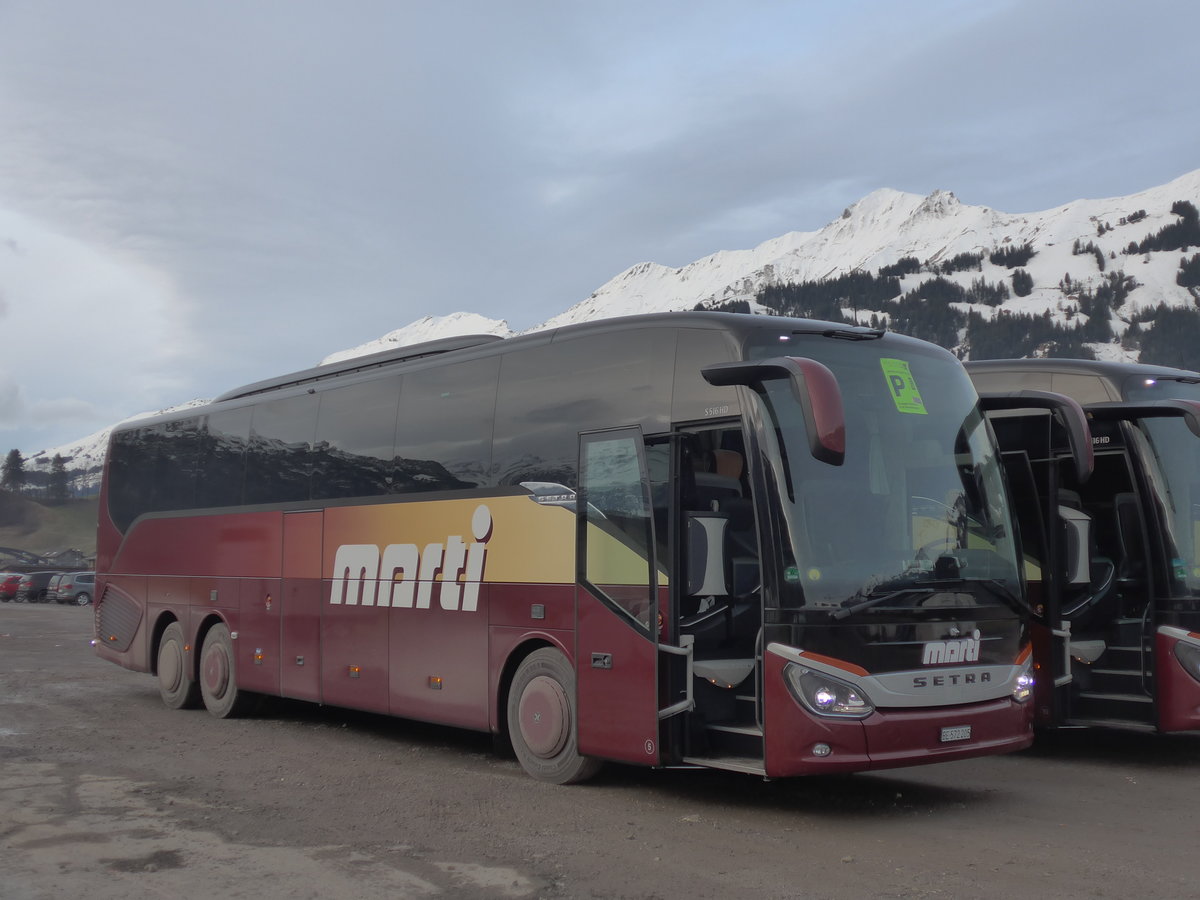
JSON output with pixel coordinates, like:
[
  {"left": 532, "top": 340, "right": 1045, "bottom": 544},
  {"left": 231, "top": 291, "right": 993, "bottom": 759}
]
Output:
[{"left": 1, "top": 0, "right": 1197, "bottom": 453}]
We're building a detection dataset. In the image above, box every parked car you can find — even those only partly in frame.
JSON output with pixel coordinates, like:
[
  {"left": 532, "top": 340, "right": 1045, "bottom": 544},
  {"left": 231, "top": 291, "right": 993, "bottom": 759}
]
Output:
[
  {"left": 0, "top": 572, "right": 21, "bottom": 602},
  {"left": 55, "top": 572, "right": 95, "bottom": 606},
  {"left": 15, "top": 571, "right": 60, "bottom": 603},
  {"left": 44, "top": 573, "right": 66, "bottom": 603}
]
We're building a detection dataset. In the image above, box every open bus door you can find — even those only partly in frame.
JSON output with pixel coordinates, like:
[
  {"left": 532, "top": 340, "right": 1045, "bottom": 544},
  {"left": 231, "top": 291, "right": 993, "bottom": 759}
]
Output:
[
  {"left": 977, "top": 390, "right": 1094, "bottom": 727},
  {"left": 574, "top": 428, "right": 675, "bottom": 766}
]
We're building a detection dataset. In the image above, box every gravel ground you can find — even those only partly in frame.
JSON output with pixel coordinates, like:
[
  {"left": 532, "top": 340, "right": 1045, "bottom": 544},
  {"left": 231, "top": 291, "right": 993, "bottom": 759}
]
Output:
[{"left": 3, "top": 602, "right": 1199, "bottom": 899}]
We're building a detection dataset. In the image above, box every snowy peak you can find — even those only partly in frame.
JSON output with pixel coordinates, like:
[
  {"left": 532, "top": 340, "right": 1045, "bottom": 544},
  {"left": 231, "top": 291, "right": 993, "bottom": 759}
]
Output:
[{"left": 30, "top": 167, "right": 1200, "bottom": 495}]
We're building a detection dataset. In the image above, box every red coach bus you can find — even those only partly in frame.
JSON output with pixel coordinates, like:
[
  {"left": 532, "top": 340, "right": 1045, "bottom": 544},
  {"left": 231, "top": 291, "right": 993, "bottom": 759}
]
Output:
[
  {"left": 968, "top": 358, "right": 1200, "bottom": 733},
  {"left": 94, "top": 312, "right": 1035, "bottom": 782}
]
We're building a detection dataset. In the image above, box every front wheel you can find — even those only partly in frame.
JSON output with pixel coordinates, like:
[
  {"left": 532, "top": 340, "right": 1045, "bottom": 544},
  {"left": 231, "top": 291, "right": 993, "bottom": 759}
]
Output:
[
  {"left": 198, "top": 623, "right": 254, "bottom": 718},
  {"left": 506, "top": 648, "right": 602, "bottom": 784},
  {"left": 158, "top": 622, "right": 201, "bottom": 709}
]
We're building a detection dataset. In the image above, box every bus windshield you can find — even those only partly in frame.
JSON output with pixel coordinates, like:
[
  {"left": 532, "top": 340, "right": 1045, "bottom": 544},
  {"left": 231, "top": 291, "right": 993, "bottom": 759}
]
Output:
[{"left": 748, "top": 335, "right": 1022, "bottom": 616}]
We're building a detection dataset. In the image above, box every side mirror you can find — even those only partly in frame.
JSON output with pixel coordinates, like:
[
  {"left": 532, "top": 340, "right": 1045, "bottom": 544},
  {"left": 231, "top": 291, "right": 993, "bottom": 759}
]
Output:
[
  {"left": 702, "top": 356, "right": 845, "bottom": 466},
  {"left": 977, "top": 389, "right": 1094, "bottom": 483}
]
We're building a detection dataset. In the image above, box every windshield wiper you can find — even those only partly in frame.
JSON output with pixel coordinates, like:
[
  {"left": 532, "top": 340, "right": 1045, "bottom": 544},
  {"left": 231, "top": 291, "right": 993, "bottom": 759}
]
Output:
[
  {"left": 830, "top": 587, "right": 937, "bottom": 621},
  {"left": 830, "top": 576, "right": 1027, "bottom": 621},
  {"left": 789, "top": 325, "right": 884, "bottom": 342}
]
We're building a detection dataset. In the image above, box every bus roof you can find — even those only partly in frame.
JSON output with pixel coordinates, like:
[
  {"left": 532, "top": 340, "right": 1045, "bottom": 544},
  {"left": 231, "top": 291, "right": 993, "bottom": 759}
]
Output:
[
  {"left": 965, "top": 357, "right": 1200, "bottom": 383},
  {"left": 122, "top": 311, "right": 955, "bottom": 434},
  {"left": 214, "top": 311, "right": 906, "bottom": 403}
]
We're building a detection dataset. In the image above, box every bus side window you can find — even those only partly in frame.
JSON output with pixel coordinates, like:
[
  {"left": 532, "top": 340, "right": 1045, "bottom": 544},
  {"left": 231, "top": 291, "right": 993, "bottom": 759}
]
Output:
[
  {"left": 395, "top": 357, "right": 499, "bottom": 491},
  {"left": 312, "top": 376, "right": 401, "bottom": 500},
  {"left": 245, "top": 393, "right": 319, "bottom": 504},
  {"left": 198, "top": 407, "right": 251, "bottom": 509}
]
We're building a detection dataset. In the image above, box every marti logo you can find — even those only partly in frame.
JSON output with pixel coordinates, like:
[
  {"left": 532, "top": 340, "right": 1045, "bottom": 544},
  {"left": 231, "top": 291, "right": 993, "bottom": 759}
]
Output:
[
  {"left": 921, "top": 629, "right": 982, "bottom": 665},
  {"left": 329, "top": 505, "right": 492, "bottom": 612}
]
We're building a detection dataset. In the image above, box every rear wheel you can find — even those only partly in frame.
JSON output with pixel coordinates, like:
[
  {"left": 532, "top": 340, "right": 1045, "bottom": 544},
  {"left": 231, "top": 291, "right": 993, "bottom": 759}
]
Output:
[
  {"left": 157, "top": 622, "right": 201, "bottom": 709},
  {"left": 199, "top": 623, "right": 253, "bottom": 718},
  {"left": 506, "top": 648, "right": 602, "bottom": 784},
  {"left": 74, "top": 592, "right": 91, "bottom": 606}
]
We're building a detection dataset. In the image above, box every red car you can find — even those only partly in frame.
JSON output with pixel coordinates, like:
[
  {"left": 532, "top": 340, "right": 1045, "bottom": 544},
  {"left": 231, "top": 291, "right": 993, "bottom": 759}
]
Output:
[{"left": 0, "top": 573, "right": 20, "bottom": 601}]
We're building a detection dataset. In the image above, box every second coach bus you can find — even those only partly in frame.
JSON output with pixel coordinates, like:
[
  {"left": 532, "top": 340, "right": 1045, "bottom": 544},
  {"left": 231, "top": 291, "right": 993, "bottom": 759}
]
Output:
[
  {"left": 968, "top": 358, "right": 1200, "bottom": 732},
  {"left": 94, "top": 312, "right": 1036, "bottom": 782}
]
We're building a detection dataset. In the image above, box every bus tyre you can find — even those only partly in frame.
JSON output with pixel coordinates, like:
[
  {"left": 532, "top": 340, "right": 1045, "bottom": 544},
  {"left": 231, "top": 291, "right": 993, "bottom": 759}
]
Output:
[
  {"left": 506, "top": 648, "right": 602, "bottom": 785},
  {"left": 199, "top": 623, "right": 253, "bottom": 718},
  {"left": 157, "top": 622, "right": 201, "bottom": 710}
]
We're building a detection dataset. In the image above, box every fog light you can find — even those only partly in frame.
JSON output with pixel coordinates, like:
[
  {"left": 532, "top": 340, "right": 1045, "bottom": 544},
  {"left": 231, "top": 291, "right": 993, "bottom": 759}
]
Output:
[{"left": 812, "top": 743, "right": 832, "bottom": 757}]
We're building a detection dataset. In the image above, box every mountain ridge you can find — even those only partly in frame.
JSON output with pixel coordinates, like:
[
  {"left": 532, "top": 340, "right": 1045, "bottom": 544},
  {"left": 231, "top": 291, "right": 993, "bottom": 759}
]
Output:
[{"left": 23, "top": 168, "right": 1200, "bottom": 491}]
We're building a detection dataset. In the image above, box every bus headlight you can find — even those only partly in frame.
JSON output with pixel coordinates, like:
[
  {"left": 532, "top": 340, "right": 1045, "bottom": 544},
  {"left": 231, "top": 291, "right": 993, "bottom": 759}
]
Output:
[
  {"left": 784, "top": 664, "right": 874, "bottom": 718},
  {"left": 1012, "top": 660, "right": 1035, "bottom": 703},
  {"left": 1173, "top": 641, "right": 1200, "bottom": 684}
]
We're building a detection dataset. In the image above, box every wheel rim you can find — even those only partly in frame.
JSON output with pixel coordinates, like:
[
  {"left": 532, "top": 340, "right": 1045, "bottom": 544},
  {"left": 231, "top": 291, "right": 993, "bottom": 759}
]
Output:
[
  {"left": 202, "top": 642, "right": 231, "bottom": 699},
  {"left": 517, "top": 674, "right": 571, "bottom": 758},
  {"left": 159, "top": 640, "right": 183, "bottom": 693}
]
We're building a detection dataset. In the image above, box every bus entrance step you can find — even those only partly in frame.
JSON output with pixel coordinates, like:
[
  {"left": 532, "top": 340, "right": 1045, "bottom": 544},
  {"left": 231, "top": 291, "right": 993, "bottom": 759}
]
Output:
[
  {"left": 1063, "top": 717, "right": 1158, "bottom": 734},
  {"left": 1073, "top": 690, "right": 1153, "bottom": 723},
  {"left": 703, "top": 722, "right": 763, "bottom": 758},
  {"left": 681, "top": 755, "right": 766, "bottom": 776},
  {"left": 1086, "top": 667, "right": 1149, "bottom": 694},
  {"left": 1076, "top": 690, "right": 1152, "bottom": 703},
  {"left": 1111, "top": 618, "right": 1147, "bottom": 645}
]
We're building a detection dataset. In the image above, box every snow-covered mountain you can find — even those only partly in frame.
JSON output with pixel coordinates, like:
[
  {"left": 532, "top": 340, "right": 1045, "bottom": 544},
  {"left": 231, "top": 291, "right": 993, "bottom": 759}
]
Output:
[
  {"left": 321, "top": 168, "right": 1200, "bottom": 358},
  {"left": 537, "top": 170, "right": 1200, "bottom": 334},
  {"left": 320, "top": 313, "right": 513, "bottom": 365},
  {"left": 31, "top": 168, "right": 1200, "bottom": 491}
]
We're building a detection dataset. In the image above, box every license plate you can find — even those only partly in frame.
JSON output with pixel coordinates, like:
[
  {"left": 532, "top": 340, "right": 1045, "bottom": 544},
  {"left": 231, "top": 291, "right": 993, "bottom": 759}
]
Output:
[{"left": 940, "top": 725, "right": 972, "bottom": 742}]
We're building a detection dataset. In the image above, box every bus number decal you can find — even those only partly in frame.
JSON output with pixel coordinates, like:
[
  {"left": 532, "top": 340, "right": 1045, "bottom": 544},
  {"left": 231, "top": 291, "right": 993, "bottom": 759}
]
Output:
[{"left": 329, "top": 504, "right": 492, "bottom": 612}]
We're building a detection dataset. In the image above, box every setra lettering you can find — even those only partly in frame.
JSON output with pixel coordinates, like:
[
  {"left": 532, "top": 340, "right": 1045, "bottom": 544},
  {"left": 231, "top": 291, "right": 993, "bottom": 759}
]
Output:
[
  {"left": 329, "top": 505, "right": 492, "bottom": 612},
  {"left": 912, "top": 672, "right": 992, "bottom": 689}
]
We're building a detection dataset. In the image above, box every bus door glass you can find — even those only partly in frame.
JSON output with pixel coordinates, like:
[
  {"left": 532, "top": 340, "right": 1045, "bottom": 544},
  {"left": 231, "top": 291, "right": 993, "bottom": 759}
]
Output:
[
  {"left": 1129, "top": 417, "right": 1200, "bottom": 606},
  {"left": 576, "top": 428, "right": 662, "bottom": 765}
]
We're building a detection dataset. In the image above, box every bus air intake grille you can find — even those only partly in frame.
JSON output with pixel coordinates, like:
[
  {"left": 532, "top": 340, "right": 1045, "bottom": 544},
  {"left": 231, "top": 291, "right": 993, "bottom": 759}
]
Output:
[{"left": 96, "top": 586, "right": 142, "bottom": 653}]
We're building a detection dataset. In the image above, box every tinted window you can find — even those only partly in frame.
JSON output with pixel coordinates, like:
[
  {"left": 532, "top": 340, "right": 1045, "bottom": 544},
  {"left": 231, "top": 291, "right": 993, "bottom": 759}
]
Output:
[
  {"left": 245, "top": 393, "right": 319, "bottom": 504},
  {"left": 394, "top": 356, "right": 500, "bottom": 492},
  {"left": 493, "top": 330, "right": 671, "bottom": 489},
  {"left": 106, "top": 417, "right": 203, "bottom": 530},
  {"left": 108, "top": 427, "right": 156, "bottom": 531},
  {"left": 1052, "top": 373, "right": 1113, "bottom": 404},
  {"left": 672, "top": 328, "right": 740, "bottom": 422},
  {"left": 198, "top": 407, "right": 251, "bottom": 508},
  {"left": 970, "top": 370, "right": 1051, "bottom": 394},
  {"left": 155, "top": 416, "right": 204, "bottom": 512},
  {"left": 312, "top": 376, "right": 402, "bottom": 500}
]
